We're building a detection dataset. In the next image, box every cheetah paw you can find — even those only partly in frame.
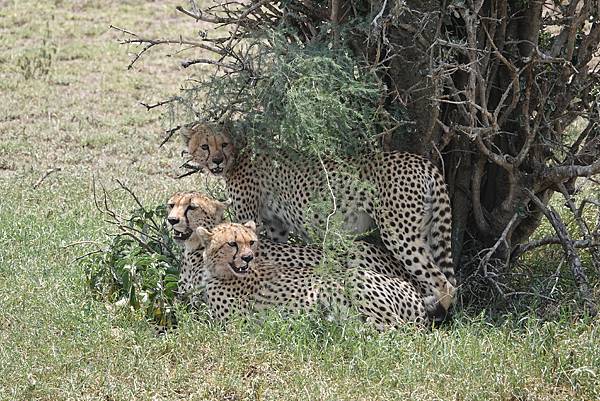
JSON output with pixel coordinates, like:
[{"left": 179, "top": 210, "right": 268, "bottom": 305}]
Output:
[
  {"left": 438, "top": 281, "right": 456, "bottom": 310},
  {"left": 424, "top": 282, "right": 456, "bottom": 322}
]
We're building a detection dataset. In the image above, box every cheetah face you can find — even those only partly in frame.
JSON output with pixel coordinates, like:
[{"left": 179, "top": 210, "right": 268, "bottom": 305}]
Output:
[
  {"left": 181, "top": 122, "right": 236, "bottom": 176},
  {"left": 197, "top": 221, "right": 258, "bottom": 279},
  {"left": 166, "top": 192, "right": 230, "bottom": 245}
]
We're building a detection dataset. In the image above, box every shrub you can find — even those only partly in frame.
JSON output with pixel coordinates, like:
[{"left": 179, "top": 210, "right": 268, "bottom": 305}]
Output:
[
  {"left": 82, "top": 203, "right": 180, "bottom": 327},
  {"left": 171, "top": 30, "right": 407, "bottom": 159}
]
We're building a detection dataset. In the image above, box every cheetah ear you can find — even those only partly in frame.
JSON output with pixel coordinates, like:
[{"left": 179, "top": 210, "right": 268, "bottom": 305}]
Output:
[
  {"left": 254, "top": 221, "right": 265, "bottom": 234},
  {"left": 236, "top": 123, "right": 248, "bottom": 149},
  {"left": 215, "top": 198, "right": 232, "bottom": 213},
  {"left": 181, "top": 121, "right": 202, "bottom": 147},
  {"left": 213, "top": 199, "right": 231, "bottom": 222},
  {"left": 219, "top": 120, "right": 239, "bottom": 147},
  {"left": 219, "top": 198, "right": 233, "bottom": 208},
  {"left": 218, "top": 119, "right": 231, "bottom": 134},
  {"left": 217, "top": 110, "right": 232, "bottom": 128},
  {"left": 218, "top": 119, "right": 246, "bottom": 149},
  {"left": 180, "top": 123, "right": 194, "bottom": 147},
  {"left": 195, "top": 226, "right": 213, "bottom": 245},
  {"left": 243, "top": 220, "right": 257, "bottom": 232}
]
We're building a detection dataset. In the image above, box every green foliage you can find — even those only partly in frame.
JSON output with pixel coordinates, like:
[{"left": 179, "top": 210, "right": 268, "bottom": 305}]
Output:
[
  {"left": 176, "top": 30, "right": 405, "bottom": 158},
  {"left": 82, "top": 204, "right": 180, "bottom": 327}
]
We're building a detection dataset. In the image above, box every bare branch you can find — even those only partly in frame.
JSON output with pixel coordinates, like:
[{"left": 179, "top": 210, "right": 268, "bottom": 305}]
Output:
[
  {"left": 33, "top": 167, "right": 61, "bottom": 189},
  {"left": 181, "top": 58, "right": 239, "bottom": 69},
  {"left": 92, "top": 178, "right": 178, "bottom": 262},
  {"left": 159, "top": 125, "right": 182, "bottom": 147},
  {"left": 471, "top": 156, "right": 491, "bottom": 235},
  {"left": 511, "top": 237, "right": 597, "bottom": 260},
  {"left": 513, "top": 65, "right": 537, "bottom": 167},
  {"left": 371, "top": 0, "right": 388, "bottom": 28},
  {"left": 482, "top": 24, "right": 521, "bottom": 128},
  {"left": 110, "top": 25, "right": 224, "bottom": 69},
  {"left": 116, "top": 179, "right": 146, "bottom": 213},
  {"left": 473, "top": 134, "right": 513, "bottom": 171},
  {"left": 541, "top": 159, "right": 600, "bottom": 184},
  {"left": 140, "top": 98, "right": 178, "bottom": 111},
  {"left": 505, "top": 291, "right": 556, "bottom": 302},
  {"left": 177, "top": 162, "right": 202, "bottom": 179},
  {"left": 526, "top": 189, "right": 597, "bottom": 316},
  {"left": 223, "top": 0, "right": 275, "bottom": 52}
]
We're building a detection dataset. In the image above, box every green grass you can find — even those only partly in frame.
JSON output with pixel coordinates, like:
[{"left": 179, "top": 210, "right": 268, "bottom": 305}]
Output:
[{"left": 1, "top": 1, "right": 599, "bottom": 400}]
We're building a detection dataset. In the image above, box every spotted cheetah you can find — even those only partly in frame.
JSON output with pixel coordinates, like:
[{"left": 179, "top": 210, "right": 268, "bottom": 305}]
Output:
[
  {"left": 166, "top": 191, "right": 229, "bottom": 303},
  {"left": 180, "top": 122, "right": 456, "bottom": 314},
  {"left": 166, "top": 191, "right": 448, "bottom": 320},
  {"left": 168, "top": 191, "right": 321, "bottom": 304},
  {"left": 197, "top": 221, "right": 429, "bottom": 328}
]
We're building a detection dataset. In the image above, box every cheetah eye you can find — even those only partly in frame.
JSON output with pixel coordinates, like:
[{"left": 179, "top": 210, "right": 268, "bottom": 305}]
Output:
[
  {"left": 222, "top": 142, "right": 229, "bottom": 148},
  {"left": 201, "top": 144, "right": 209, "bottom": 150},
  {"left": 188, "top": 204, "right": 199, "bottom": 210},
  {"left": 249, "top": 240, "right": 255, "bottom": 246},
  {"left": 227, "top": 241, "right": 237, "bottom": 247},
  {"left": 167, "top": 203, "right": 174, "bottom": 209}
]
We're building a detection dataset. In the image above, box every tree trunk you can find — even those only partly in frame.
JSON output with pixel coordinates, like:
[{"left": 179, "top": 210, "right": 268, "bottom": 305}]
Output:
[{"left": 367, "top": 0, "right": 600, "bottom": 280}]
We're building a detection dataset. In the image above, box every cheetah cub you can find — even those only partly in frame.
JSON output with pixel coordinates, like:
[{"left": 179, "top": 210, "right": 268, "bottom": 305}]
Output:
[{"left": 196, "top": 221, "right": 430, "bottom": 329}]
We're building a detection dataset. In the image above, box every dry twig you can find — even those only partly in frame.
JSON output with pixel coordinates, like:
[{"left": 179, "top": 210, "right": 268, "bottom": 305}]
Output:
[{"left": 33, "top": 167, "right": 61, "bottom": 189}]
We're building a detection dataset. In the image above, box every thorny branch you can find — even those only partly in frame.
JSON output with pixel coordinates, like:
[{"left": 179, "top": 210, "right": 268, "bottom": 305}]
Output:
[
  {"left": 512, "top": 236, "right": 597, "bottom": 259},
  {"left": 110, "top": 25, "right": 224, "bottom": 69},
  {"left": 159, "top": 125, "right": 182, "bottom": 148},
  {"left": 33, "top": 167, "right": 61, "bottom": 189},
  {"left": 140, "top": 98, "right": 179, "bottom": 111}
]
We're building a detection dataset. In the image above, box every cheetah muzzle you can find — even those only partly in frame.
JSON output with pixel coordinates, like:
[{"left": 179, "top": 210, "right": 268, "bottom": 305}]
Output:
[
  {"left": 229, "top": 261, "right": 251, "bottom": 275},
  {"left": 172, "top": 229, "right": 193, "bottom": 241}
]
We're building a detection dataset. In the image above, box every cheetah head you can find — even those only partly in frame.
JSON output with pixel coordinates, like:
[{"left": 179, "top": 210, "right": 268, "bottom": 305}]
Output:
[
  {"left": 196, "top": 221, "right": 258, "bottom": 279},
  {"left": 181, "top": 122, "right": 237, "bottom": 176},
  {"left": 166, "top": 191, "right": 230, "bottom": 245}
]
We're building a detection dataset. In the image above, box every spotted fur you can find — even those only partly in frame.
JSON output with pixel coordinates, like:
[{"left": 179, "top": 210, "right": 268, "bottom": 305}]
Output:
[
  {"left": 197, "top": 222, "right": 429, "bottom": 328},
  {"left": 166, "top": 191, "right": 448, "bottom": 321},
  {"left": 181, "top": 123, "right": 456, "bottom": 314}
]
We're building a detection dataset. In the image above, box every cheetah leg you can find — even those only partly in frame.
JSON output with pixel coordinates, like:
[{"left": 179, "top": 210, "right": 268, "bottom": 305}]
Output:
[
  {"left": 378, "top": 225, "right": 455, "bottom": 316},
  {"left": 427, "top": 177, "right": 457, "bottom": 287}
]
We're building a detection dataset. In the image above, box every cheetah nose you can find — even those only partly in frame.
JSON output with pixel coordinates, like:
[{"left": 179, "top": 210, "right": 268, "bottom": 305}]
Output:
[
  {"left": 212, "top": 156, "right": 224, "bottom": 165},
  {"left": 167, "top": 217, "right": 179, "bottom": 226},
  {"left": 241, "top": 254, "right": 254, "bottom": 263}
]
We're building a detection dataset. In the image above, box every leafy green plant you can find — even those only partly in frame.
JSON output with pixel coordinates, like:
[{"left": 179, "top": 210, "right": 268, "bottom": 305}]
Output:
[{"left": 82, "top": 193, "right": 180, "bottom": 327}]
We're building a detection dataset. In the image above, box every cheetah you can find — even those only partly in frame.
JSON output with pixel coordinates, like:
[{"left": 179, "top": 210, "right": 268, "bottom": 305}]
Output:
[
  {"left": 181, "top": 122, "right": 456, "bottom": 314},
  {"left": 167, "top": 191, "right": 229, "bottom": 302},
  {"left": 168, "top": 191, "right": 321, "bottom": 304},
  {"left": 197, "top": 221, "right": 429, "bottom": 329},
  {"left": 166, "top": 191, "right": 448, "bottom": 320}
]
